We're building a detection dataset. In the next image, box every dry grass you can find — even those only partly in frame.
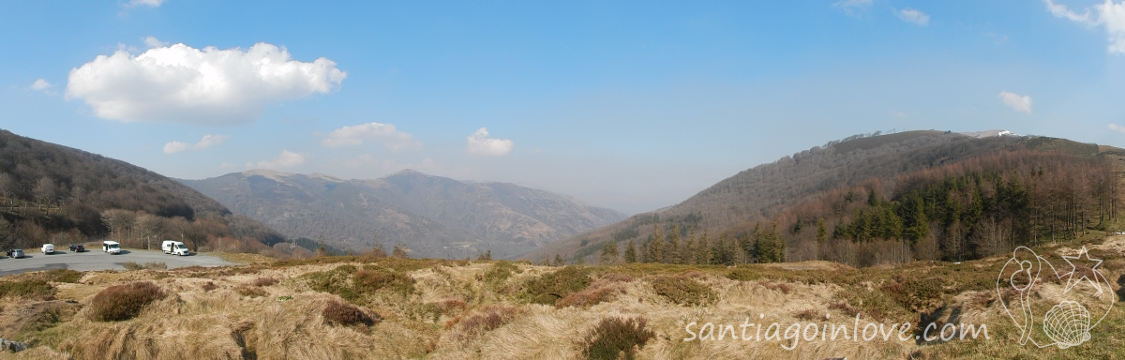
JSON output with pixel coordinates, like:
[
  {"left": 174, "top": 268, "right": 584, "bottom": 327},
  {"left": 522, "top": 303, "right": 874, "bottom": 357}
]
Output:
[{"left": 2, "top": 239, "right": 1124, "bottom": 359}]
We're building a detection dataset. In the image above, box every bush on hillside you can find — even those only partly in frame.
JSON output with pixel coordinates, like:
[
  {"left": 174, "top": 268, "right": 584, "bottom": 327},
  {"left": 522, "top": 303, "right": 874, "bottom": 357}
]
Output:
[
  {"left": 323, "top": 299, "right": 380, "bottom": 327},
  {"left": 483, "top": 261, "right": 522, "bottom": 283},
  {"left": 252, "top": 277, "right": 278, "bottom": 287},
  {"left": 523, "top": 266, "right": 593, "bottom": 305},
  {"left": 88, "top": 281, "right": 166, "bottom": 321},
  {"left": 0, "top": 280, "right": 54, "bottom": 299},
  {"left": 447, "top": 305, "right": 522, "bottom": 341},
  {"left": 581, "top": 317, "right": 655, "bottom": 360},
  {"left": 650, "top": 276, "right": 716, "bottom": 306}
]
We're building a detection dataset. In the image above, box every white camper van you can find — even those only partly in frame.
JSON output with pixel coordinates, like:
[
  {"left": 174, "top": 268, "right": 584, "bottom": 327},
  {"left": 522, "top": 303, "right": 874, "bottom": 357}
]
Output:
[
  {"left": 162, "top": 240, "right": 189, "bottom": 256},
  {"left": 41, "top": 244, "right": 54, "bottom": 255},
  {"left": 102, "top": 241, "right": 121, "bottom": 254}
]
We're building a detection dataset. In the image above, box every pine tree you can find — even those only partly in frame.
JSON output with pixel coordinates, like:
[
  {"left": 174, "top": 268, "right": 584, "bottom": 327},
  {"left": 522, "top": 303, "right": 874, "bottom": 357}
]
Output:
[
  {"left": 624, "top": 239, "right": 637, "bottom": 263},
  {"left": 816, "top": 218, "right": 827, "bottom": 244},
  {"left": 648, "top": 224, "right": 664, "bottom": 263},
  {"left": 696, "top": 229, "right": 712, "bottom": 265},
  {"left": 553, "top": 254, "right": 564, "bottom": 267},
  {"left": 599, "top": 241, "right": 619, "bottom": 265},
  {"left": 666, "top": 224, "right": 680, "bottom": 264}
]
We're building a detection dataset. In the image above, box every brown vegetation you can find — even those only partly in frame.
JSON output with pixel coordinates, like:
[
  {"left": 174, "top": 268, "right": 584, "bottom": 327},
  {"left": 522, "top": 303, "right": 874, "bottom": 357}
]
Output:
[
  {"left": 581, "top": 317, "right": 655, "bottom": 360},
  {"left": 323, "top": 299, "right": 380, "bottom": 327},
  {"left": 87, "top": 281, "right": 166, "bottom": 321}
]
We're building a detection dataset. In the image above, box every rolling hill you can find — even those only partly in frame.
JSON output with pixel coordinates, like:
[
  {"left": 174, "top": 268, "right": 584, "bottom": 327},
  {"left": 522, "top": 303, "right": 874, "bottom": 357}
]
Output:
[
  {"left": 529, "top": 130, "right": 1125, "bottom": 263},
  {"left": 0, "top": 129, "right": 288, "bottom": 254},
  {"left": 178, "top": 170, "right": 627, "bottom": 259}
]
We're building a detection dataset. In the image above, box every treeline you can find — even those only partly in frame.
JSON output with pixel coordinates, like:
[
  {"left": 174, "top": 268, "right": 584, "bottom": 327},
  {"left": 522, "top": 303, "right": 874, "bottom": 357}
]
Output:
[
  {"left": 580, "top": 149, "right": 1121, "bottom": 268},
  {"left": 772, "top": 150, "right": 1120, "bottom": 267},
  {"left": 579, "top": 222, "right": 789, "bottom": 266}
]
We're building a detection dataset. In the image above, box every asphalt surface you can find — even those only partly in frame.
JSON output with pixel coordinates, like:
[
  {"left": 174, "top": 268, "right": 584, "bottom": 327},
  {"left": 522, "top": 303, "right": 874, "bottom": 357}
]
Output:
[{"left": 0, "top": 248, "right": 236, "bottom": 277}]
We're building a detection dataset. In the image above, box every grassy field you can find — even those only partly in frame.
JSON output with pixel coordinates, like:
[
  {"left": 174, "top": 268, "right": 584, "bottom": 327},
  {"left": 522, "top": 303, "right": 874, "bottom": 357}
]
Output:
[{"left": 1, "top": 237, "right": 1123, "bottom": 359}]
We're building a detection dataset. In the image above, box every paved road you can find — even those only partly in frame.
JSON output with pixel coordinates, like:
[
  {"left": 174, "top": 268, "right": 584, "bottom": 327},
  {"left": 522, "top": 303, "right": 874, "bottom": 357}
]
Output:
[{"left": 0, "top": 249, "right": 236, "bottom": 277}]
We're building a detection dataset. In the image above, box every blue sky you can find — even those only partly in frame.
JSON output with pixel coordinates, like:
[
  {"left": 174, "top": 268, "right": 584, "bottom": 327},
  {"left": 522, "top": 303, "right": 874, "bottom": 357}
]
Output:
[{"left": 2, "top": 0, "right": 1124, "bottom": 214}]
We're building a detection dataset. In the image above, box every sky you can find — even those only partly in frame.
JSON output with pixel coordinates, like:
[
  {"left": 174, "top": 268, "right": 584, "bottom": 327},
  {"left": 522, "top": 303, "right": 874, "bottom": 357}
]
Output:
[{"left": 2, "top": 0, "right": 1125, "bottom": 215}]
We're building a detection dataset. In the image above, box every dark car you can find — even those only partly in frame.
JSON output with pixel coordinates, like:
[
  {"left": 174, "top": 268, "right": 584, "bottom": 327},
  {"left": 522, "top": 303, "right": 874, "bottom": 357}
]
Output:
[{"left": 69, "top": 244, "right": 85, "bottom": 252}]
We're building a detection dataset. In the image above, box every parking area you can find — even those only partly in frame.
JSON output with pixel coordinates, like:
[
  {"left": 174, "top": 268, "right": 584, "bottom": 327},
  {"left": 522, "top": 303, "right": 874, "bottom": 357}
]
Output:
[{"left": 0, "top": 248, "right": 235, "bottom": 277}]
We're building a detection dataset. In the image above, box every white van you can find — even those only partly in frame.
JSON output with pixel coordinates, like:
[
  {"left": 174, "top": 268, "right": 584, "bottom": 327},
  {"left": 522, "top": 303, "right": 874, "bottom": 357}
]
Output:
[
  {"left": 102, "top": 241, "right": 121, "bottom": 254},
  {"left": 41, "top": 244, "right": 54, "bottom": 255},
  {"left": 162, "top": 240, "right": 189, "bottom": 256}
]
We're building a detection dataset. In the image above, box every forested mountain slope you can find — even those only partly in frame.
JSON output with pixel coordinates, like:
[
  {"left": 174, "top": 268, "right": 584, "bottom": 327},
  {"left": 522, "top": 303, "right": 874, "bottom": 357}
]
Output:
[
  {"left": 0, "top": 129, "right": 289, "bottom": 255},
  {"left": 529, "top": 130, "right": 1125, "bottom": 264},
  {"left": 178, "top": 170, "right": 626, "bottom": 259}
]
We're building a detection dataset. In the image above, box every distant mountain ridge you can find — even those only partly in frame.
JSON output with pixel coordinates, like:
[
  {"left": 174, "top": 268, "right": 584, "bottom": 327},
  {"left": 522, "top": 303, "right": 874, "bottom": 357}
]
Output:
[{"left": 178, "top": 169, "right": 626, "bottom": 259}]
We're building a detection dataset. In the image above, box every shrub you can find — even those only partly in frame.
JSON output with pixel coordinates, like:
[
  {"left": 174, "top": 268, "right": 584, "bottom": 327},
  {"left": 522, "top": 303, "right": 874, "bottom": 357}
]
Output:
[
  {"left": 252, "top": 277, "right": 278, "bottom": 287},
  {"left": 556, "top": 282, "right": 626, "bottom": 309},
  {"left": 41, "top": 269, "right": 82, "bottom": 283},
  {"left": 483, "top": 261, "right": 522, "bottom": 283},
  {"left": 88, "top": 281, "right": 166, "bottom": 321},
  {"left": 237, "top": 286, "right": 267, "bottom": 298},
  {"left": 428, "top": 299, "right": 467, "bottom": 315},
  {"left": 448, "top": 305, "right": 522, "bottom": 340},
  {"left": 123, "top": 262, "right": 167, "bottom": 271},
  {"left": 727, "top": 267, "right": 764, "bottom": 282},
  {"left": 762, "top": 281, "right": 795, "bottom": 294},
  {"left": 794, "top": 309, "right": 823, "bottom": 321},
  {"left": 202, "top": 282, "right": 218, "bottom": 292},
  {"left": 581, "top": 317, "right": 655, "bottom": 360},
  {"left": 353, "top": 267, "right": 415, "bottom": 296},
  {"left": 650, "top": 276, "right": 716, "bottom": 306},
  {"left": 323, "top": 299, "right": 380, "bottom": 327},
  {"left": 0, "top": 280, "right": 54, "bottom": 299},
  {"left": 524, "top": 266, "right": 593, "bottom": 305},
  {"left": 301, "top": 264, "right": 416, "bottom": 304}
]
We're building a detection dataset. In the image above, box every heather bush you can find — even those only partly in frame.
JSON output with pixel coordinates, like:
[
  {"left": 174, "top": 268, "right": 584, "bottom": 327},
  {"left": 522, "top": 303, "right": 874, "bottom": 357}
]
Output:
[
  {"left": 523, "top": 266, "right": 593, "bottom": 305},
  {"left": 252, "top": 277, "right": 278, "bottom": 287},
  {"left": 448, "top": 305, "right": 522, "bottom": 341},
  {"left": 237, "top": 286, "right": 267, "bottom": 298},
  {"left": 650, "top": 276, "right": 716, "bottom": 306},
  {"left": 88, "top": 281, "right": 166, "bottom": 321},
  {"left": 323, "top": 299, "right": 380, "bottom": 327},
  {"left": 483, "top": 260, "right": 522, "bottom": 283},
  {"left": 581, "top": 317, "right": 655, "bottom": 360}
]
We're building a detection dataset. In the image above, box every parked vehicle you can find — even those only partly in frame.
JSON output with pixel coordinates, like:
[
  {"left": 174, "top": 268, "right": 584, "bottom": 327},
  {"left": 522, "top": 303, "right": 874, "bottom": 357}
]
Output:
[
  {"left": 161, "top": 240, "right": 190, "bottom": 256},
  {"left": 6, "top": 249, "right": 25, "bottom": 258},
  {"left": 41, "top": 244, "right": 54, "bottom": 255},
  {"left": 69, "top": 244, "right": 85, "bottom": 252},
  {"left": 102, "top": 241, "right": 121, "bottom": 254}
]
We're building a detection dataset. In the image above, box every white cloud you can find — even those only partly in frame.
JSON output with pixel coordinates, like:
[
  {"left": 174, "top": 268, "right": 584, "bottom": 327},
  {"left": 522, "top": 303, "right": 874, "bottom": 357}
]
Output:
[
  {"left": 321, "top": 122, "right": 421, "bottom": 151},
  {"left": 143, "top": 36, "right": 167, "bottom": 48},
  {"left": 163, "top": 134, "right": 229, "bottom": 154},
  {"left": 1109, "top": 123, "right": 1125, "bottom": 134},
  {"left": 126, "top": 0, "right": 164, "bottom": 7},
  {"left": 833, "top": 0, "right": 872, "bottom": 16},
  {"left": 29, "top": 79, "right": 55, "bottom": 95},
  {"left": 66, "top": 42, "right": 347, "bottom": 125},
  {"left": 998, "top": 91, "right": 1033, "bottom": 113},
  {"left": 1045, "top": 0, "right": 1125, "bottom": 54},
  {"left": 466, "top": 127, "right": 514, "bottom": 156},
  {"left": 247, "top": 150, "right": 307, "bottom": 169},
  {"left": 897, "top": 8, "right": 930, "bottom": 25}
]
